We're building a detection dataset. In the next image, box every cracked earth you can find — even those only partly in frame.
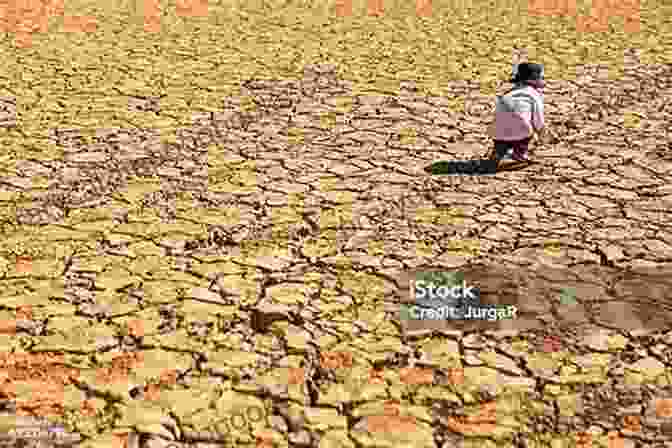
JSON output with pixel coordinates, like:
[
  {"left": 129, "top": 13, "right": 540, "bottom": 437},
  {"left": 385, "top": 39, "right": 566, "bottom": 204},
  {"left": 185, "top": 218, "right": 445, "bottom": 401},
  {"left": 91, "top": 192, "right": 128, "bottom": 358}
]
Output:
[{"left": 0, "top": 58, "right": 671, "bottom": 448}]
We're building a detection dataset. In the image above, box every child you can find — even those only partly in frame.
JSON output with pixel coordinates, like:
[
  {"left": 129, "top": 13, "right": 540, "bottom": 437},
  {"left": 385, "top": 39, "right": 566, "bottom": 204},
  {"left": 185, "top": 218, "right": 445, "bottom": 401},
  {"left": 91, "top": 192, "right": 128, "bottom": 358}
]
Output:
[{"left": 488, "top": 62, "right": 546, "bottom": 163}]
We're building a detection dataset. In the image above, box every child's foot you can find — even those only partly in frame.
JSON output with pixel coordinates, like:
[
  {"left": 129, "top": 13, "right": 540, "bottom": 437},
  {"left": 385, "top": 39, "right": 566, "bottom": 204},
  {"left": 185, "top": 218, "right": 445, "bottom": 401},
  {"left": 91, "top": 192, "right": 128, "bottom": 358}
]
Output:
[
  {"left": 512, "top": 149, "right": 530, "bottom": 162},
  {"left": 490, "top": 148, "right": 513, "bottom": 161}
]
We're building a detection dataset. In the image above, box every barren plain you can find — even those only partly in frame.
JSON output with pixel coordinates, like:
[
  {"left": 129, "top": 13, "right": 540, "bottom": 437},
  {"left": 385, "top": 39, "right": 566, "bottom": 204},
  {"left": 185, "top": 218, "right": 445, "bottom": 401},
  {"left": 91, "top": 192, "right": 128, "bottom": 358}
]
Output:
[{"left": 0, "top": 0, "right": 671, "bottom": 447}]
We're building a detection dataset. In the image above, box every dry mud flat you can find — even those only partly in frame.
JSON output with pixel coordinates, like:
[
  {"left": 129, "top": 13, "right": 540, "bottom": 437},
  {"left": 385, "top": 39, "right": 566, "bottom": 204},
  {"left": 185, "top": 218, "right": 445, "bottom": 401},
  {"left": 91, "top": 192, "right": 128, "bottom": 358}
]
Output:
[{"left": 0, "top": 61, "right": 671, "bottom": 448}]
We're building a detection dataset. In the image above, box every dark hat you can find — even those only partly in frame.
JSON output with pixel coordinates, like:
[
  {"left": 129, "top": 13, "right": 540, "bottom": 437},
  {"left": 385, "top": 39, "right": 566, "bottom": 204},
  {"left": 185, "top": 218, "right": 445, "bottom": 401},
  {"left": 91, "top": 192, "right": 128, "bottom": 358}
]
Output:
[{"left": 510, "top": 62, "right": 544, "bottom": 83}]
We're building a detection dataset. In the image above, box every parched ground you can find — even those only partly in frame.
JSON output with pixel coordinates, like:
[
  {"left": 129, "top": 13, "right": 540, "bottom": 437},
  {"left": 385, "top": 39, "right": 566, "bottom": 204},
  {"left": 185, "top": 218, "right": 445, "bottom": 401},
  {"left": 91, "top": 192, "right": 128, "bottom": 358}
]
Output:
[
  {"left": 0, "top": 0, "right": 671, "bottom": 447},
  {"left": 0, "top": 58, "right": 670, "bottom": 448}
]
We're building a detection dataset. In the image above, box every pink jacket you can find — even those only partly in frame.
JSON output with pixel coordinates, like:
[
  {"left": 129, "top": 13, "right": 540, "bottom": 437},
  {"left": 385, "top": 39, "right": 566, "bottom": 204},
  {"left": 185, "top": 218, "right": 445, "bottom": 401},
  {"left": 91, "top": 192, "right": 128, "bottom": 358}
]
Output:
[{"left": 489, "top": 85, "right": 544, "bottom": 141}]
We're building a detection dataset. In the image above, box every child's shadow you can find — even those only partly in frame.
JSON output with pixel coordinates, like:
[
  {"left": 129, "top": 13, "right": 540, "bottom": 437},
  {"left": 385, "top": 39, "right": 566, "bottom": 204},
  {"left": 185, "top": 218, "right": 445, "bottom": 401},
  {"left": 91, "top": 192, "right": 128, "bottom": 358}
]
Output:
[
  {"left": 424, "top": 159, "right": 498, "bottom": 175},
  {"left": 425, "top": 159, "right": 534, "bottom": 175}
]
